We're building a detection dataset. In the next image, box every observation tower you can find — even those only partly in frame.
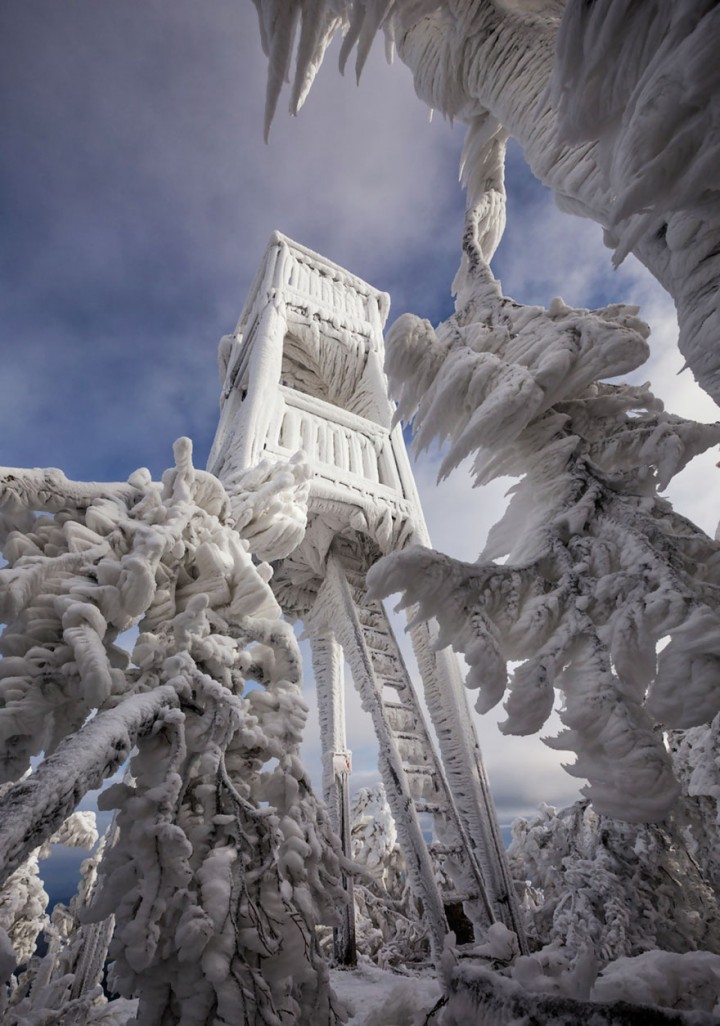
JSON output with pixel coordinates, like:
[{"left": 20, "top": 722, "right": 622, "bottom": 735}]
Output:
[{"left": 208, "top": 232, "right": 525, "bottom": 962}]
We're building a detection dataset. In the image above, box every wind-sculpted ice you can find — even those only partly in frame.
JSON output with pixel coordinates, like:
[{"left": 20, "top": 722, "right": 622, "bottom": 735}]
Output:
[
  {"left": 0, "top": 439, "right": 346, "bottom": 1025},
  {"left": 223, "top": 451, "right": 311, "bottom": 561},
  {"left": 252, "top": 0, "right": 720, "bottom": 400},
  {"left": 368, "top": 210, "right": 720, "bottom": 823}
]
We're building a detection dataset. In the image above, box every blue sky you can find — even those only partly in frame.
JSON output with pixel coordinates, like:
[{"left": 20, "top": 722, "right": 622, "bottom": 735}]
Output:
[
  {"left": 0, "top": 0, "right": 467, "bottom": 481},
  {"left": 3, "top": 1, "right": 719, "bottom": 896}
]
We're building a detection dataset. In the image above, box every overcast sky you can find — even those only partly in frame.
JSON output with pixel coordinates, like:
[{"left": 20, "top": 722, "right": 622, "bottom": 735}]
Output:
[{"left": 3, "top": 0, "right": 719, "bottom": 850}]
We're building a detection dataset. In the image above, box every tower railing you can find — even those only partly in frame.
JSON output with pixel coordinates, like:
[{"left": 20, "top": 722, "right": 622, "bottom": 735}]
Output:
[
  {"left": 264, "top": 386, "right": 404, "bottom": 496},
  {"left": 236, "top": 231, "right": 390, "bottom": 341}
]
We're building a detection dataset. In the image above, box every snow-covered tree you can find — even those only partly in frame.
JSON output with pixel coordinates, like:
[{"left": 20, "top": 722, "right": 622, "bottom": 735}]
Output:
[
  {"left": 667, "top": 715, "right": 720, "bottom": 897},
  {"left": 252, "top": 0, "right": 720, "bottom": 401},
  {"left": 0, "top": 808, "right": 99, "bottom": 1019},
  {"left": 4, "top": 815, "right": 112, "bottom": 1023},
  {"left": 0, "top": 439, "right": 347, "bottom": 1025},
  {"left": 349, "top": 785, "right": 429, "bottom": 968},
  {"left": 508, "top": 800, "right": 720, "bottom": 962},
  {"left": 364, "top": 201, "right": 720, "bottom": 822}
]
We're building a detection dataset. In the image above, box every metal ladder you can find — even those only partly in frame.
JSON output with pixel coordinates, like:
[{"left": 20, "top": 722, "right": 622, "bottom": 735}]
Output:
[{"left": 313, "top": 553, "right": 497, "bottom": 956}]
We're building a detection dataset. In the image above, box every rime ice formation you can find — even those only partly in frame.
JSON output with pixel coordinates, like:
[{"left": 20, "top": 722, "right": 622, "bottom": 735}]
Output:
[
  {"left": 3, "top": 222, "right": 720, "bottom": 1023},
  {"left": 508, "top": 801, "right": 720, "bottom": 962},
  {"left": 351, "top": 784, "right": 398, "bottom": 880},
  {"left": 441, "top": 956, "right": 720, "bottom": 1025},
  {"left": 252, "top": 0, "right": 720, "bottom": 401},
  {"left": 667, "top": 715, "right": 720, "bottom": 899},
  {"left": 0, "top": 807, "right": 98, "bottom": 1010},
  {"left": 3, "top": 820, "right": 116, "bottom": 1023},
  {"left": 0, "top": 438, "right": 346, "bottom": 1024},
  {"left": 369, "top": 208, "right": 720, "bottom": 822},
  {"left": 348, "top": 785, "right": 430, "bottom": 967}
]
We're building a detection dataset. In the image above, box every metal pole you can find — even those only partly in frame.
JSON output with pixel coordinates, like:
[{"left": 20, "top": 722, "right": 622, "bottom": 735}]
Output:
[{"left": 311, "top": 633, "right": 357, "bottom": 966}]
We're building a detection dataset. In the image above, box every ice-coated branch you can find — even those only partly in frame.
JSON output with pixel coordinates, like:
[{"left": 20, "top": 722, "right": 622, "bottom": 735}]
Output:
[
  {"left": 0, "top": 466, "right": 141, "bottom": 515},
  {"left": 508, "top": 800, "right": 720, "bottom": 964},
  {"left": 0, "top": 686, "right": 178, "bottom": 888},
  {"left": 222, "top": 451, "right": 310, "bottom": 561}
]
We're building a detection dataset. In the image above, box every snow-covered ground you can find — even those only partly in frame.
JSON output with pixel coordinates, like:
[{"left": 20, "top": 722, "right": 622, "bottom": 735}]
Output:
[{"left": 330, "top": 963, "right": 442, "bottom": 1026}]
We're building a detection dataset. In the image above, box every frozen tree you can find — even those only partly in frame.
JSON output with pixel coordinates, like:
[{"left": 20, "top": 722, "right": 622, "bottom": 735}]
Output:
[
  {"left": 4, "top": 817, "right": 112, "bottom": 1024},
  {"left": 349, "top": 785, "right": 429, "bottom": 967},
  {"left": 365, "top": 200, "right": 720, "bottom": 821},
  {"left": 252, "top": 0, "right": 720, "bottom": 401},
  {"left": 0, "top": 810, "right": 98, "bottom": 965},
  {"left": 667, "top": 715, "right": 720, "bottom": 896},
  {"left": 0, "top": 439, "right": 347, "bottom": 1025},
  {"left": 508, "top": 800, "right": 720, "bottom": 962},
  {"left": 351, "top": 785, "right": 399, "bottom": 886},
  {"left": 0, "top": 808, "right": 98, "bottom": 1020}
]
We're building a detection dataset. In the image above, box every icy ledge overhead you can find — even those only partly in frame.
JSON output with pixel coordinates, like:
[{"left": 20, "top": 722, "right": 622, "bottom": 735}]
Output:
[
  {"left": 367, "top": 206, "right": 720, "bottom": 824},
  {"left": 253, "top": 0, "right": 720, "bottom": 402}
]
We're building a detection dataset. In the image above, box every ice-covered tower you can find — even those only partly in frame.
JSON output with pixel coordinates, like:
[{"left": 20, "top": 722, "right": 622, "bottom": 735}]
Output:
[{"left": 208, "top": 232, "right": 525, "bottom": 961}]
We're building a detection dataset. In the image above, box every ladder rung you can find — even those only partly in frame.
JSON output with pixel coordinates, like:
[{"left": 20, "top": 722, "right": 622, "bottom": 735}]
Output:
[
  {"left": 380, "top": 677, "right": 406, "bottom": 690},
  {"left": 402, "top": 757, "right": 432, "bottom": 769},
  {"left": 383, "top": 704, "right": 417, "bottom": 732},
  {"left": 414, "top": 801, "right": 448, "bottom": 815},
  {"left": 366, "top": 646, "right": 397, "bottom": 662},
  {"left": 380, "top": 674, "right": 406, "bottom": 687},
  {"left": 430, "top": 842, "right": 465, "bottom": 857},
  {"left": 394, "top": 731, "right": 426, "bottom": 744},
  {"left": 397, "top": 739, "right": 433, "bottom": 765},
  {"left": 356, "top": 601, "right": 381, "bottom": 615},
  {"left": 363, "top": 631, "right": 393, "bottom": 647}
]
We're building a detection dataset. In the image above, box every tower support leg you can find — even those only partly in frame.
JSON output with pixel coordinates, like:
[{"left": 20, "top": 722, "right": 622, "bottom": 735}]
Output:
[
  {"left": 311, "top": 633, "right": 356, "bottom": 966},
  {"left": 408, "top": 617, "right": 528, "bottom": 952},
  {"left": 316, "top": 557, "right": 450, "bottom": 961}
]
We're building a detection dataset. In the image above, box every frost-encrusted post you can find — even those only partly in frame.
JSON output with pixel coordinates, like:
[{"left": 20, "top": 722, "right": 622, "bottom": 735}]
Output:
[
  {"left": 407, "top": 618, "right": 526, "bottom": 945},
  {"left": 311, "top": 632, "right": 356, "bottom": 966},
  {"left": 312, "top": 634, "right": 349, "bottom": 821}
]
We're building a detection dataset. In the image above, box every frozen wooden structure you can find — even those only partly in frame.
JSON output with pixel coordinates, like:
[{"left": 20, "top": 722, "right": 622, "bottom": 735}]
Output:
[{"left": 208, "top": 232, "right": 526, "bottom": 962}]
